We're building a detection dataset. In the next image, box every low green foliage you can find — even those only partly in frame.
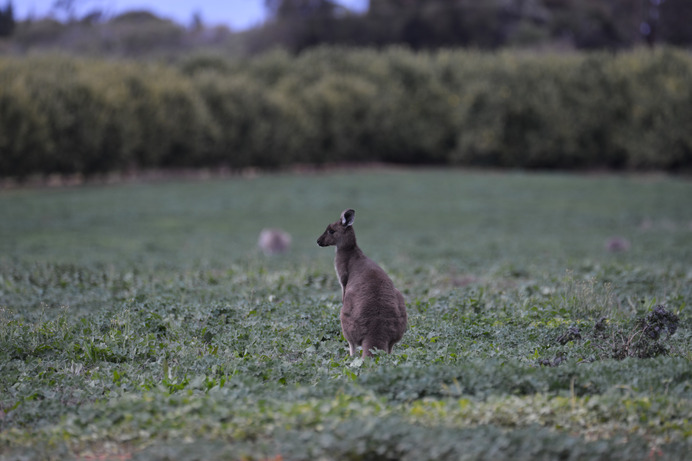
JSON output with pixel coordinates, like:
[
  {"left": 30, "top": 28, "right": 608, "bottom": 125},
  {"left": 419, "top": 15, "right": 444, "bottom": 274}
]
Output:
[
  {"left": 1, "top": 170, "right": 691, "bottom": 459},
  {"left": 2, "top": 47, "right": 692, "bottom": 178}
]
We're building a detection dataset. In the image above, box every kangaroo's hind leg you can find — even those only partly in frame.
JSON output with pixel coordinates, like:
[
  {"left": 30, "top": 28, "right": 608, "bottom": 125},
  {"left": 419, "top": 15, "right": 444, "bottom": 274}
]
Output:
[{"left": 347, "top": 340, "right": 356, "bottom": 356}]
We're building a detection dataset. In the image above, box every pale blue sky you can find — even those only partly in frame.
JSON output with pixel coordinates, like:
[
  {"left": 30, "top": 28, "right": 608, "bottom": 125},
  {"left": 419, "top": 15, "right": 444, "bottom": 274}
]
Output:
[{"left": 16, "top": 0, "right": 369, "bottom": 30}]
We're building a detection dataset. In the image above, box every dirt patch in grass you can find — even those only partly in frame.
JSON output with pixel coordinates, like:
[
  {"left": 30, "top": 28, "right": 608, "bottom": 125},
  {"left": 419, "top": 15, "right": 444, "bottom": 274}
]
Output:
[{"left": 542, "top": 305, "right": 680, "bottom": 367}]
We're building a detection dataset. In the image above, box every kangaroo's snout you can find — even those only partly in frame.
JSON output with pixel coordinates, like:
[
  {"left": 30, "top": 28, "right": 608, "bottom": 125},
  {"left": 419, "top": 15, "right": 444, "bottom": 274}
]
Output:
[
  {"left": 316, "top": 231, "right": 330, "bottom": 247},
  {"left": 316, "top": 217, "right": 345, "bottom": 248},
  {"left": 317, "top": 208, "right": 407, "bottom": 358},
  {"left": 316, "top": 230, "right": 330, "bottom": 247}
]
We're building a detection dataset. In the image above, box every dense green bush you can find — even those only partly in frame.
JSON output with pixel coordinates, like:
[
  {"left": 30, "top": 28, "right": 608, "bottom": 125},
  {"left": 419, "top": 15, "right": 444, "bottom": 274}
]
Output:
[
  {"left": 0, "top": 56, "right": 217, "bottom": 175},
  {"left": 1, "top": 47, "right": 691, "bottom": 177}
]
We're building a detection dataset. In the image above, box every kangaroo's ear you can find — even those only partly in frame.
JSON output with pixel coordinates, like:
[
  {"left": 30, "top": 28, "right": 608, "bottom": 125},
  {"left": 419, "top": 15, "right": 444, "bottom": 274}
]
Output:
[{"left": 341, "top": 209, "right": 355, "bottom": 227}]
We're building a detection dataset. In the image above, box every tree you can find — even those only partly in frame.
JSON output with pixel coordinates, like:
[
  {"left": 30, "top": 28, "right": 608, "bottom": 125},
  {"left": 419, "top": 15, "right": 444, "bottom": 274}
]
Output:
[
  {"left": 53, "top": 0, "right": 79, "bottom": 22},
  {"left": 364, "top": 0, "right": 517, "bottom": 49},
  {"left": 658, "top": 0, "right": 692, "bottom": 46},
  {"left": 262, "top": 0, "right": 350, "bottom": 52},
  {"left": 190, "top": 11, "right": 204, "bottom": 32},
  {"left": 266, "top": 0, "right": 343, "bottom": 21},
  {"left": 0, "top": 0, "right": 15, "bottom": 37}
]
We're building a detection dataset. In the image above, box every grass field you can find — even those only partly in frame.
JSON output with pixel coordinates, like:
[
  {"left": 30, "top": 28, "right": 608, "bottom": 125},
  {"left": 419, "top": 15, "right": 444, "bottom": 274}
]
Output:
[{"left": 1, "top": 169, "right": 691, "bottom": 460}]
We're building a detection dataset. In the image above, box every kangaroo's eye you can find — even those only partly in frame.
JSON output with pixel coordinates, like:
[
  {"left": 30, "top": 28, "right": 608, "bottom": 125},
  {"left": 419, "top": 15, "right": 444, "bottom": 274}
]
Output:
[{"left": 328, "top": 229, "right": 335, "bottom": 235}]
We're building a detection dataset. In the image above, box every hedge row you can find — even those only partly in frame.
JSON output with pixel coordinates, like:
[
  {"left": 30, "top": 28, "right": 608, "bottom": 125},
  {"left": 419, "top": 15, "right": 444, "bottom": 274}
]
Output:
[{"left": 1, "top": 47, "right": 692, "bottom": 177}]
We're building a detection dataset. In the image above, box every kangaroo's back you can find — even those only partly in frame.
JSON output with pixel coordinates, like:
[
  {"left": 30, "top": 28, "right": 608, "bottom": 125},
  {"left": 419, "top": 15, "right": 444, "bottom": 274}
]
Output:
[{"left": 317, "top": 209, "right": 407, "bottom": 357}]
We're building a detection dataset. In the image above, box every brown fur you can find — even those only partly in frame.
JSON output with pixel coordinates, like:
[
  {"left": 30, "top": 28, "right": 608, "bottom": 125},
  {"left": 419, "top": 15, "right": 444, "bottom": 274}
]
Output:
[
  {"left": 317, "top": 209, "right": 407, "bottom": 357},
  {"left": 258, "top": 228, "right": 292, "bottom": 255}
]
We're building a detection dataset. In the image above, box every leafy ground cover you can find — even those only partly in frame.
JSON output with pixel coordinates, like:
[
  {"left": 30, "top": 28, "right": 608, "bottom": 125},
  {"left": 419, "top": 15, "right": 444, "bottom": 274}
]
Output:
[{"left": 1, "top": 169, "right": 691, "bottom": 460}]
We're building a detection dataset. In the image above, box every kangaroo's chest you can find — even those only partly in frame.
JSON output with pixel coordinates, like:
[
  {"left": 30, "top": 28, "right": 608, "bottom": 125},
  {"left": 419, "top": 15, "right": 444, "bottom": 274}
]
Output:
[{"left": 334, "top": 260, "right": 347, "bottom": 299}]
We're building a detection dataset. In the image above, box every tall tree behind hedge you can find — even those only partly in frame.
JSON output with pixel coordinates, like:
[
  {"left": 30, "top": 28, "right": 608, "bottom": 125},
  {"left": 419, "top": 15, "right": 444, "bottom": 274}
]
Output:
[
  {"left": 255, "top": 0, "right": 692, "bottom": 52},
  {"left": 0, "top": 0, "right": 15, "bottom": 37},
  {"left": 262, "top": 0, "right": 351, "bottom": 52}
]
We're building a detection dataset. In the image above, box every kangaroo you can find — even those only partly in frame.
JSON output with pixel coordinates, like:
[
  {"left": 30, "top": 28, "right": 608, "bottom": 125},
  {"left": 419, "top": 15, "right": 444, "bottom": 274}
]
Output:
[
  {"left": 317, "top": 209, "right": 407, "bottom": 357},
  {"left": 258, "top": 228, "right": 292, "bottom": 255}
]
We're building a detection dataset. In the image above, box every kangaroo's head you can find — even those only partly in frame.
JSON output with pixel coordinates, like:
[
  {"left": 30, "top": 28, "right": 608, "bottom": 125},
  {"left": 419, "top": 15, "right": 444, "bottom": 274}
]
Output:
[{"left": 317, "top": 208, "right": 356, "bottom": 249}]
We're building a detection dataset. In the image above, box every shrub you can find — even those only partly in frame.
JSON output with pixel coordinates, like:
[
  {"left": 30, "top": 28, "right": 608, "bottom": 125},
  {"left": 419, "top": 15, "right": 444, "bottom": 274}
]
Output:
[
  {"left": 2, "top": 47, "right": 692, "bottom": 178},
  {"left": 121, "top": 64, "right": 216, "bottom": 168},
  {"left": 193, "top": 71, "right": 297, "bottom": 168},
  {"left": 0, "top": 56, "right": 216, "bottom": 176},
  {"left": 608, "top": 48, "right": 692, "bottom": 169},
  {"left": 0, "top": 65, "right": 55, "bottom": 177}
]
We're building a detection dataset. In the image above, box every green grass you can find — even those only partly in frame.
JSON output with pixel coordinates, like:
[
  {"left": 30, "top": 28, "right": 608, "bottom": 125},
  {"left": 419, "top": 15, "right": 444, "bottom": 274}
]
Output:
[{"left": 1, "top": 169, "right": 691, "bottom": 460}]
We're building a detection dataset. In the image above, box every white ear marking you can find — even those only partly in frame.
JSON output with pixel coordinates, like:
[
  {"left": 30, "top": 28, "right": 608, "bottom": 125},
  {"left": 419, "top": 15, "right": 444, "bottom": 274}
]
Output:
[{"left": 341, "top": 209, "right": 355, "bottom": 227}]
